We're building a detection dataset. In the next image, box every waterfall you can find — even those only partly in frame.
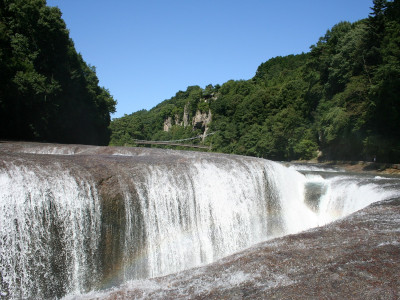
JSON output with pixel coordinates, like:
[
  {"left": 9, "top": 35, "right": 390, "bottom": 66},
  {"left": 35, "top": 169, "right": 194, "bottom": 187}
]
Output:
[
  {"left": 309, "top": 174, "right": 400, "bottom": 225},
  {"left": 131, "top": 159, "right": 271, "bottom": 278},
  {"left": 0, "top": 144, "right": 399, "bottom": 299},
  {"left": 0, "top": 161, "right": 101, "bottom": 299}
]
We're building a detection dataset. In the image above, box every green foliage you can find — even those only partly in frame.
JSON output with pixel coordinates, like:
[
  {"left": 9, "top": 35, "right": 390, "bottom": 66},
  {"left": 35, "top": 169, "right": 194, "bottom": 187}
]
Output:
[
  {"left": 0, "top": 0, "right": 116, "bottom": 145},
  {"left": 110, "top": 0, "right": 400, "bottom": 162},
  {"left": 197, "top": 101, "right": 209, "bottom": 113}
]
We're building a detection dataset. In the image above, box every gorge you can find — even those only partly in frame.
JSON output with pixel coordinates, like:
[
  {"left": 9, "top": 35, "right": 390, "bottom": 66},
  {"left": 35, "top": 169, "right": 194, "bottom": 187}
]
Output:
[{"left": 0, "top": 142, "right": 399, "bottom": 299}]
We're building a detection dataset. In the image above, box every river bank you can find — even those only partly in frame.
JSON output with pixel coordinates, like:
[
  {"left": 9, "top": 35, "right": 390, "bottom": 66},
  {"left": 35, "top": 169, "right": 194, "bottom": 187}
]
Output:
[{"left": 290, "top": 160, "right": 400, "bottom": 175}]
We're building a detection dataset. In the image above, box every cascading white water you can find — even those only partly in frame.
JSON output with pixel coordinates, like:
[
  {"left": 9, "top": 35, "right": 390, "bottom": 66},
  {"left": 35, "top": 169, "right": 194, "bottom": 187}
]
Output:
[
  {"left": 131, "top": 159, "right": 272, "bottom": 278},
  {"left": 1, "top": 146, "right": 399, "bottom": 300},
  {"left": 0, "top": 162, "right": 101, "bottom": 299},
  {"left": 312, "top": 174, "right": 400, "bottom": 225},
  {"left": 113, "top": 158, "right": 323, "bottom": 283},
  {"left": 264, "top": 162, "right": 320, "bottom": 234},
  {"left": 119, "top": 159, "right": 400, "bottom": 281},
  {"left": 294, "top": 164, "right": 400, "bottom": 226}
]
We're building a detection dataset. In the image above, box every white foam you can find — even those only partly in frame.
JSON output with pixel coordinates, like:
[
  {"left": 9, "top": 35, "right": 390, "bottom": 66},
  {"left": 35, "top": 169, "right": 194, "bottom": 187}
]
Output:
[{"left": 0, "top": 163, "right": 101, "bottom": 299}]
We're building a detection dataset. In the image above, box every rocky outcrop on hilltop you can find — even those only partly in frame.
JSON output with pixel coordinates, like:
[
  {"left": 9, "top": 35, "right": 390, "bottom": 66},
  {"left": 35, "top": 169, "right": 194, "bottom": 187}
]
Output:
[{"left": 163, "top": 102, "right": 212, "bottom": 137}]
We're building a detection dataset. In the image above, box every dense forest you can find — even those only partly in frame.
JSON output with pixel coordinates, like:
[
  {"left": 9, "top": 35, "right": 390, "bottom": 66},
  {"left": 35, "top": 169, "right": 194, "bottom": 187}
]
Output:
[
  {"left": 0, "top": 0, "right": 116, "bottom": 145},
  {"left": 110, "top": 0, "right": 400, "bottom": 162}
]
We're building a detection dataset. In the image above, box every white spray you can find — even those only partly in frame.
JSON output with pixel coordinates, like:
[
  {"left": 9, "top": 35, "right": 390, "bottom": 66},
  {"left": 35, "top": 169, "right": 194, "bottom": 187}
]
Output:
[{"left": 0, "top": 162, "right": 101, "bottom": 299}]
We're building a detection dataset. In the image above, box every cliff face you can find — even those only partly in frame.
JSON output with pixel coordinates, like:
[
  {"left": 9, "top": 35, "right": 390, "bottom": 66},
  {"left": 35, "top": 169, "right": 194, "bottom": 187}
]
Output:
[
  {"left": 163, "top": 102, "right": 212, "bottom": 137},
  {"left": 163, "top": 116, "right": 172, "bottom": 132},
  {"left": 192, "top": 109, "right": 212, "bottom": 130}
]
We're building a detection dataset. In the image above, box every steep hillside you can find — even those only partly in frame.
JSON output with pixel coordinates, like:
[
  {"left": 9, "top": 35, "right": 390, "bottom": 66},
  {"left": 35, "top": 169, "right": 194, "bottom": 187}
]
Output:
[
  {"left": 110, "top": 0, "right": 400, "bottom": 162},
  {"left": 0, "top": 0, "right": 116, "bottom": 145}
]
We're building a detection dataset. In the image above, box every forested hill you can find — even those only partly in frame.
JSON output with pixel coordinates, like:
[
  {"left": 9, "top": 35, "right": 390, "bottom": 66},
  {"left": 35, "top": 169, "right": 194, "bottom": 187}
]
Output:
[
  {"left": 0, "top": 0, "right": 116, "bottom": 145},
  {"left": 110, "top": 0, "right": 400, "bottom": 162}
]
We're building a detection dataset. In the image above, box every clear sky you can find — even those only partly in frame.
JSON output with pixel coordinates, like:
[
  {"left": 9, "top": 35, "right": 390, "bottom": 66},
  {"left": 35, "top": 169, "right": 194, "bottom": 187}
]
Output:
[{"left": 46, "top": 0, "right": 373, "bottom": 119}]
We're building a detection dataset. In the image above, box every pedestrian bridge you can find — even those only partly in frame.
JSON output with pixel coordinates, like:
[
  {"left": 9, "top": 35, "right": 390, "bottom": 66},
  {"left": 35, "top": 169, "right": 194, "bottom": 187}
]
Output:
[{"left": 133, "top": 132, "right": 216, "bottom": 150}]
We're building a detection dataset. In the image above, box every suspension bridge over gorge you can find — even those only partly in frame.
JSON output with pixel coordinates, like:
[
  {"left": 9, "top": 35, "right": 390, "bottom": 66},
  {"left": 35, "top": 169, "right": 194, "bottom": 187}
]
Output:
[{"left": 133, "top": 132, "right": 216, "bottom": 150}]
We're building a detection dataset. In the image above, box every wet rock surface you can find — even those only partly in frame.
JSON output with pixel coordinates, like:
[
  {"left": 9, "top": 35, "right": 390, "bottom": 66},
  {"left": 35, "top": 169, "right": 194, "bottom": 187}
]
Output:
[{"left": 94, "top": 197, "right": 400, "bottom": 300}]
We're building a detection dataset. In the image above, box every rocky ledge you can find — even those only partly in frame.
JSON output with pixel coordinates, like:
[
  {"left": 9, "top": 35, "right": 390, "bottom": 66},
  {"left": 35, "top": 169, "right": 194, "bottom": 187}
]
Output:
[{"left": 82, "top": 197, "right": 400, "bottom": 300}]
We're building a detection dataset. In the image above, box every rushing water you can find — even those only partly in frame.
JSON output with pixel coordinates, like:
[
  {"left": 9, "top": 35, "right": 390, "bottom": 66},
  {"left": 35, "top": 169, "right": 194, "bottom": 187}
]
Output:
[
  {"left": 0, "top": 145, "right": 399, "bottom": 299},
  {"left": 0, "top": 162, "right": 101, "bottom": 299}
]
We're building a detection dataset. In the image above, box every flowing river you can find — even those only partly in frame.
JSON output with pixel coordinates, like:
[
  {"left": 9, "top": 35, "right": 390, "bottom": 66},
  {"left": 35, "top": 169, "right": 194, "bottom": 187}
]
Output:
[{"left": 0, "top": 143, "right": 399, "bottom": 299}]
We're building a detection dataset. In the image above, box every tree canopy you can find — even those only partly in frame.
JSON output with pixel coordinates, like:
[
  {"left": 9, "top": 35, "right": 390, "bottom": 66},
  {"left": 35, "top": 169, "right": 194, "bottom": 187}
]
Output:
[{"left": 0, "top": 0, "right": 116, "bottom": 145}]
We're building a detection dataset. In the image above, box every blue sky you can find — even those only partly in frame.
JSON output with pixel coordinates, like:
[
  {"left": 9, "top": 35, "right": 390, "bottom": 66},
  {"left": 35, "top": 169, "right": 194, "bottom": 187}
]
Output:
[{"left": 47, "top": 0, "right": 373, "bottom": 119}]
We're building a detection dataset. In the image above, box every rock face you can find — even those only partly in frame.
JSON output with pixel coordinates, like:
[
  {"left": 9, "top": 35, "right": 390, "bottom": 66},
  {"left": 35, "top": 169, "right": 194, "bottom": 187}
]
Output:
[
  {"left": 192, "top": 109, "right": 212, "bottom": 130},
  {"left": 192, "top": 109, "right": 212, "bottom": 140},
  {"left": 163, "top": 116, "right": 172, "bottom": 132},
  {"left": 88, "top": 198, "right": 400, "bottom": 300},
  {"left": 163, "top": 103, "right": 212, "bottom": 137},
  {"left": 183, "top": 103, "right": 189, "bottom": 127},
  {"left": 163, "top": 114, "right": 185, "bottom": 132}
]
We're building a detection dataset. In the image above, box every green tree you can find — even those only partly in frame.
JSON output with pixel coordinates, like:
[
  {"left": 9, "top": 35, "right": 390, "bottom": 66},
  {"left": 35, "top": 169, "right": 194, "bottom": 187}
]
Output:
[
  {"left": 0, "top": 0, "right": 116, "bottom": 144},
  {"left": 109, "top": 0, "right": 400, "bottom": 162}
]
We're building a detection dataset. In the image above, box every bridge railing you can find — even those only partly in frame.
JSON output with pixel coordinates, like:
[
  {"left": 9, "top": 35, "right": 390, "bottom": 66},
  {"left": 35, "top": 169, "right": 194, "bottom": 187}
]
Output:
[{"left": 133, "top": 132, "right": 216, "bottom": 150}]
